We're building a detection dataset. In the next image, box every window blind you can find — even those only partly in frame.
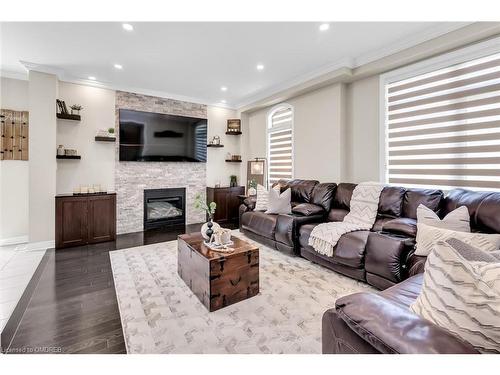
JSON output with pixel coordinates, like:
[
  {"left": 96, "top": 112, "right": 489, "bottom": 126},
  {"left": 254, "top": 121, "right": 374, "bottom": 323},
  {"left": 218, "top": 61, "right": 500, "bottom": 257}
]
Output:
[
  {"left": 386, "top": 52, "right": 500, "bottom": 191},
  {"left": 268, "top": 107, "right": 293, "bottom": 186}
]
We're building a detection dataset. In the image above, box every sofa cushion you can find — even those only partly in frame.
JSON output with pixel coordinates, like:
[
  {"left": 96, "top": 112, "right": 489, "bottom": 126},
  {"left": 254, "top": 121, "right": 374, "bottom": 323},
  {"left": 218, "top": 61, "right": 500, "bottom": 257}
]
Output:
[
  {"left": 278, "top": 179, "right": 319, "bottom": 203},
  {"left": 333, "top": 231, "right": 370, "bottom": 268},
  {"left": 382, "top": 217, "right": 417, "bottom": 237},
  {"left": 240, "top": 211, "right": 278, "bottom": 240},
  {"left": 292, "top": 203, "right": 324, "bottom": 216},
  {"left": 327, "top": 208, "right": 349, "bottom": 222},
  {"left": 333, "top": 183, "right": 356, "bottom": 209},
  {"left": 372, "top": 217, "right": 392, "bottom": 232},
  {"left": 403, "top": 188, "right": 443, "bottom": 219},
  {"left": 378, "top": 186, "right": 405, "bottom": 218},
  {"left": 311, "top": 182, "right": 337, "bottom": 211}
]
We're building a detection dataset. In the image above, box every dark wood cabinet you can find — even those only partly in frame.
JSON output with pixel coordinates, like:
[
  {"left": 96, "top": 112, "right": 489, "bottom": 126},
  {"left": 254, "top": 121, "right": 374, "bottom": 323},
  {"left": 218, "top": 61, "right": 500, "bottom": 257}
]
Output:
[
  {"left": 56, "top": 193, "right": 116, "bottom": 249},
  {"left": 207, "top": 186, "right": 245, "bottom": 224}
]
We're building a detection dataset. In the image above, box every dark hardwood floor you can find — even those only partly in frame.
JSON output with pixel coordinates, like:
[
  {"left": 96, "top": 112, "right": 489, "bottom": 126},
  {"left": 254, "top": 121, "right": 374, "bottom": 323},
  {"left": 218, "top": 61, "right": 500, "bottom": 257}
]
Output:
[{"left": 3, "top": 223, "right": 236, "bottom": 354}]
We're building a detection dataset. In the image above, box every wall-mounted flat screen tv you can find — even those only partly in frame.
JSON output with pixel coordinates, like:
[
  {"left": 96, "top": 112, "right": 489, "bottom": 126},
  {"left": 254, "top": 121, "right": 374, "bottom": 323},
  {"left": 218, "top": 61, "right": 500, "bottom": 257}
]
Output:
[{"left": 119, "top": 109, "right": 207, "bottom": 162}]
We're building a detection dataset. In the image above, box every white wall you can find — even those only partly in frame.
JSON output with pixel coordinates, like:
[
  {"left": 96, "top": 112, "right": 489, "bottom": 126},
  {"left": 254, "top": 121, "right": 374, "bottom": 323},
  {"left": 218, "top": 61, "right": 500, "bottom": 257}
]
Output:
[
  {"left": 56, "top": 82, "right": 116, "bottom": 194},
  {"left": 0, "top": 78, "right": 30, "bottom": 242},
  {"left": 345, "top": 76, "right": 380, "bottom": 182},
  {"left": 206, "top": 106, "right": 239, "bottom": 187},
  {"left": 28, "top": 71, "right": 57, "bottom": 243},
  {"left": 241, "top": 83, "right": 347, "bottom": 186}
]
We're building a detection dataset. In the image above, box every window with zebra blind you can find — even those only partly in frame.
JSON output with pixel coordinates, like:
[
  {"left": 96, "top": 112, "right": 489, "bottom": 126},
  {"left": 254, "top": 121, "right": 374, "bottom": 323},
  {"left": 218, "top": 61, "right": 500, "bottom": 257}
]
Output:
[
  {"left": 267, "top": 104, "right": 294, "bottom": 187},
  {"left": 384, "top": 49, "right": 500, "bottom": 191}
]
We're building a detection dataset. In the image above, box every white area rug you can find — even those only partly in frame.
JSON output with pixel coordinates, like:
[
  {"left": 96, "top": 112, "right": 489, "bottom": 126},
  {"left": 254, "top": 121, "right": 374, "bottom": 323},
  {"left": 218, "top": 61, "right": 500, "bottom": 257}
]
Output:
[{"left": 110, "top": 231, "right": 373, "bottom": 354}]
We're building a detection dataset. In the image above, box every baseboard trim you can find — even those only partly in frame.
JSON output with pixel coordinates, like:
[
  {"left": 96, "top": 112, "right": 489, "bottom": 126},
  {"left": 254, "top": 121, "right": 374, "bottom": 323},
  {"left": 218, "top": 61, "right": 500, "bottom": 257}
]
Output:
[
  {"left": 24, "top": 240, "right": 55, "bottom": 251},
  {"left": 1, "top": 248, "right": 51, "bottom": 353},
  {"left": 0, "top": 236, "right": 29, "bottom": 246}
]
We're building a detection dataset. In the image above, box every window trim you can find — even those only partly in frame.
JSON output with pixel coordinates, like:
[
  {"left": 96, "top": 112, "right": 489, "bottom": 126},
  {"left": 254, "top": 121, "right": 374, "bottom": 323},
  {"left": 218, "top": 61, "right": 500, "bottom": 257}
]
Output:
[
  {"left": 379, "top": 35, "right": 500, "bottom": 184},
  {"left": 267, "top": 103, "right": 294, "bottom": 186}
]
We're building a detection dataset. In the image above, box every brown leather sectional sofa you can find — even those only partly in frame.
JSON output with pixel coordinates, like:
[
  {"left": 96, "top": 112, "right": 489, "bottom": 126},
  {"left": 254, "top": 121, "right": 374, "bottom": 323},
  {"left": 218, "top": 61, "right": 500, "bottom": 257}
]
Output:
[{"left": 239, "top": 179, "right": 500, "bottom": 354}]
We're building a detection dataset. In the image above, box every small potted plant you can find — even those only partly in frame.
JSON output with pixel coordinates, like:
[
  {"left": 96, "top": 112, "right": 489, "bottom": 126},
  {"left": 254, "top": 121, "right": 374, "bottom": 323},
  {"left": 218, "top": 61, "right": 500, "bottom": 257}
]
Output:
[
  {"left": 248, "top": 179, "right": 257, "bottom": 196},
  {"left": 230, "top": 175, "right": 238, "bottom": 187},
  {"left": 70, "top": 104, "right": 83, "bottom": 115},
  {"left": 108, "top": 127, "right": 116, "bottom": 138},
  {"left": 194, "top": 193, "right": 219, "bottom": 241}
]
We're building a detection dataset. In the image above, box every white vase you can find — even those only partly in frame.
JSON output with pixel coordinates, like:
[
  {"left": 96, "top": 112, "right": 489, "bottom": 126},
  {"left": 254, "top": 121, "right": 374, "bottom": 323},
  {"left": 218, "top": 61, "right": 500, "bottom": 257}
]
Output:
[
  {"left": 248, "top": 187, "right": 257, "bottom": 196},
  {"left": 201, "top": 221, "right": 221, "bottom": 241}
]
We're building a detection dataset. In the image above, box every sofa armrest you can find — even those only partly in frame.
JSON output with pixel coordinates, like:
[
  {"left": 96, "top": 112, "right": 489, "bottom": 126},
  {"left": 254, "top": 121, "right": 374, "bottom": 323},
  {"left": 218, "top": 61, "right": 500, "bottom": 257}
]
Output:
[
  {"left": 365, "top": 232, "right": 415, "bottom": 286},
  {"left": 334, "top": 292, "right": 478, "bottom": 354},
  {"left": 292, "top": 203, "right": 325, "bottom": 216},
  {"left": 242, "top": 197, "right": 256, "bottom": 211},
  {"left": 406, "top": 254, "right": 427, "bottom": 277},
  {"left": 381, "top": 217, "right": 417, "bottom": 237}
]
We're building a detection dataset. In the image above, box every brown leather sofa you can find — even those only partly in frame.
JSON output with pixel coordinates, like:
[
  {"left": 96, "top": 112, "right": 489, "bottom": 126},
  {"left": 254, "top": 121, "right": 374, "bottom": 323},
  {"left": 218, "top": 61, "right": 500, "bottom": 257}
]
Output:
[
  {"left": 239, "top": 180, "right": 337, "bottom": 255},
  {"left": 240, "top": 179, "right": 444, "bottom": 290},
  {"left": 322, "top": 188, "right": 500, "bottom": 354}
]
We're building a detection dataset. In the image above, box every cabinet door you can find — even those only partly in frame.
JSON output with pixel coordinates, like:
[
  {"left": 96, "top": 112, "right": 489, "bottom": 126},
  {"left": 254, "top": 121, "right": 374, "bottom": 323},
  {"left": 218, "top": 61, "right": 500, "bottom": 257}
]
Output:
[
  {"left": 228, "top": 188, "right": 244, "bottom": 221},
  {"left": 87, "top": 195, "right": 116, "bottom": 244},
  {"left": 56, "top": 197, "right": 88, "bottom": 249},
  {"left": 213, "top": 189, "right": 228, "bottom": 222}
]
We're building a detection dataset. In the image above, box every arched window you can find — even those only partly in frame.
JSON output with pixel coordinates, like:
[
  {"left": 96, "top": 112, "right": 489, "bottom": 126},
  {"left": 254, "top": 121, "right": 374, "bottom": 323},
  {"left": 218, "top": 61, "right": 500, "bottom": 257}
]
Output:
[{"left": 267, "top": 104, "right": 294, "bottom": 187}]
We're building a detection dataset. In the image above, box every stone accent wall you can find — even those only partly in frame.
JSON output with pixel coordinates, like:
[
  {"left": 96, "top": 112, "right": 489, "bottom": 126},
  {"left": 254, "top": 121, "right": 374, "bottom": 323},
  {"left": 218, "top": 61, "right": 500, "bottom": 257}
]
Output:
[{"left": 115, "top": 91, "right": 207, "bottom": 234}]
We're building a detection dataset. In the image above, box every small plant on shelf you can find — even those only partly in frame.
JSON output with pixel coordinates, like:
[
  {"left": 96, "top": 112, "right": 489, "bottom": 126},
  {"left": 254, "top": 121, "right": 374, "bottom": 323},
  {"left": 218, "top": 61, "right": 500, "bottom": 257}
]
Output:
[
  {"left": 69, "top": 104, "right": 83, "bottom": 115},
  {"left": 230, "top": 175, "right": 238, "bottom": 187}
]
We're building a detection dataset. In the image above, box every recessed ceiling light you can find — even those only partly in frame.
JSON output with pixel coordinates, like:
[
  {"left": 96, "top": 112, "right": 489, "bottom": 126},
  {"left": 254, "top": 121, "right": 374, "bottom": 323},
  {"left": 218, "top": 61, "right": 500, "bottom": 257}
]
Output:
[
  {"left": 221, "top": 100, "right": 227, "bottom": 104},
  {"left": 221, "top": 86, "right": 228, "bottom": 92},
  {"left": 319, "top": 23, "right": 330, "bottom": 31},
  {"left": 122, "top": 23, "right": 134, "bottom": 31},
  {"left": 88, "top": 76, "right": 96, "bottom": 80},
  {"left": 114, "top": 64, "right": 123, "bottom": 70},
  {"left": 256, "top": 64, "right": 264, "bottom": 71}
]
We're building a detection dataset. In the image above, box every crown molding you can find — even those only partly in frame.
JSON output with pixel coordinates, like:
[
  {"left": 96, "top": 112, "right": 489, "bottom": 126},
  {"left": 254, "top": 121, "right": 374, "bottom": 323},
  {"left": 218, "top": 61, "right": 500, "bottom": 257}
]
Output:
[
  {"left": 0, "top": 69, "right": 28, "bottom": 81},
  {"left": 17, "top": 60, "right": 237, "bottom": 110},
  {"left": 352, "top": 22, "right": 472, "bottom": 67},
  {"left": 234, "top": 57, "right": 354, "bottom": 110}
]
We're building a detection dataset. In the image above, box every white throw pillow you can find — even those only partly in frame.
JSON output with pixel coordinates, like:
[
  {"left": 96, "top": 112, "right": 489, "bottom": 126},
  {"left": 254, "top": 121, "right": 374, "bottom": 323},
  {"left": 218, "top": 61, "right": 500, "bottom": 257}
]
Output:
[
  {"left": 415, "top": 223, "right": 500, "bottom": 256},
  {"left": 265, "top": 187, "right": 292, "bottom": 214},
  {"left": 410, "top": 238, "right": 500, "bottom": 353},
  {"left": 417, "top": 204, "right": 470, "bottom": 232},
  {"left": 254, "top": 184, "right": 280, "bottom": 211}
]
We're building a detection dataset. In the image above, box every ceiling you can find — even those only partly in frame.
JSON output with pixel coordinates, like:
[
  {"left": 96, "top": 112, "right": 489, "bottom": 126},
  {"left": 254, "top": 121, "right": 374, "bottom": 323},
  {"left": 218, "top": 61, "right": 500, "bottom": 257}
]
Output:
[{"left": 0, "top": 22, "right": 469, "bottom": 108}]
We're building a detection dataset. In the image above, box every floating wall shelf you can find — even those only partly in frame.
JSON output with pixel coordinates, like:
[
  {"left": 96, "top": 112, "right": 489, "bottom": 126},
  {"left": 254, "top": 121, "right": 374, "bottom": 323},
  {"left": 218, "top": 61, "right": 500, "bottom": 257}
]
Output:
[
  {"left": 57, "top": 155, "right": 81, "bottom": 160},
  {"left": 225, "top": 131, "right": 242, "bottom": 135},
  {"left": 95, "top": 136, "right": 116, "bottom": 142},
  {"left": 207, "top": 144, "right": 224, "bottom": 148},
  {"left": 57, "top": 113, "right": 81, "bottom": 121},
  {"left": 225, "top": 159, "right": 242, "bottom": 163}
]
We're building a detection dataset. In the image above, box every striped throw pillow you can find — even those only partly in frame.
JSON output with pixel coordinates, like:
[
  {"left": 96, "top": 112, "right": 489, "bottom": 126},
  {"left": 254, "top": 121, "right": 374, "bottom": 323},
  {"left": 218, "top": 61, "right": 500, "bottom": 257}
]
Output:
[
  {"left": 254, "top": 184, "right": 280, "bottom": 211},
  {"left": 414, "top": 223, "right": 500, "bottom": 256},
  {"left": 410, "top": 238, "right": 500, "bottom": 353},
  {"left": 417, "top": 204, "right": 470, "bottom": 232}
]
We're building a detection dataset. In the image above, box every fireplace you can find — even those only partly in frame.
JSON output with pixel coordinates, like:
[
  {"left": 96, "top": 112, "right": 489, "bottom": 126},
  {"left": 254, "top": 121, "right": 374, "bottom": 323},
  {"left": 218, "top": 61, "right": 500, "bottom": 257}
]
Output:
[{"left": 144, "top": 188, "right": 186, "bottom": 230}]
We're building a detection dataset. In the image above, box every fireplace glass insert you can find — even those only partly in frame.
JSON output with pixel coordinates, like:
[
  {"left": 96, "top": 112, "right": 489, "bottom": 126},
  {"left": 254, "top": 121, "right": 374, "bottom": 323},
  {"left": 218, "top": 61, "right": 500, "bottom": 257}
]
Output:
[{"left": 144, "top": 188, "right": 185, "bottom": 230}]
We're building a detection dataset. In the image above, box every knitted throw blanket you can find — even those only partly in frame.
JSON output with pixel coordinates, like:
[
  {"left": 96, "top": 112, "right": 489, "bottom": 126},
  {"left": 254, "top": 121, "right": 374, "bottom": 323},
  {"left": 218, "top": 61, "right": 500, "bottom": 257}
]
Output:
[{"left": 309, "top": 182, "right": 384, "bottom": 257}]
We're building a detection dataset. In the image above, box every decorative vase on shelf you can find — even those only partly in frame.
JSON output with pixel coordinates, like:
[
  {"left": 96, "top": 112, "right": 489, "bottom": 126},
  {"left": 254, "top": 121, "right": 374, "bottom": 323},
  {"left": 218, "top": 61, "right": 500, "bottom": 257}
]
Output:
[
  {"left": 248, "top": 187, "right": 257, "bottom": 196},
  {"left": 57, "top": 145, "right": 65, "bottom": 156},
  {"left": 201, "top": 217, "right": 220, "bottom": 241}
]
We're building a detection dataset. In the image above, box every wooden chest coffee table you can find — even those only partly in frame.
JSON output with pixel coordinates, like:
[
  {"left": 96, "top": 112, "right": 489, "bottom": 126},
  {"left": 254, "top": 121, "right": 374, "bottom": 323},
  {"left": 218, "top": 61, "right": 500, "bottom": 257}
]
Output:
[{"left": 177, "top": 233, "right": 259, "bottom": 312}]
